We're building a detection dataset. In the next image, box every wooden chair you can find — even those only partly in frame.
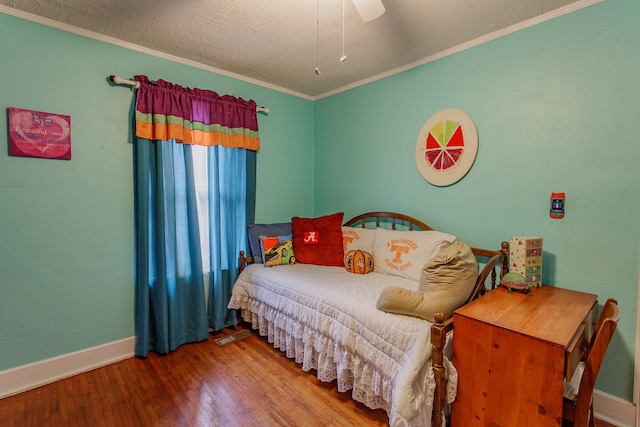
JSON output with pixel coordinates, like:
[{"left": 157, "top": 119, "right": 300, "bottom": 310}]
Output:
[{"left": 562, "top": 298, "right": 620, "bottom": 427}]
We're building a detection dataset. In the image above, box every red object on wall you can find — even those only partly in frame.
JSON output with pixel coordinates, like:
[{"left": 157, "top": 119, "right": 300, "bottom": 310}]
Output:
[
  {"left": 8, "top": 107, "right": 71, "bottom": 160},
  {"left": 550, "top": 192, "right": 565, "bottom": 219}
]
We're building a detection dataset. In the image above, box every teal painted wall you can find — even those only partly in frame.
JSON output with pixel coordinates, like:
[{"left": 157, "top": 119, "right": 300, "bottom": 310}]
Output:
[
  {"left": 314, "top": 0, "right": 639, "bottom": 401},
  {"left": 1, "top": 0, "right": 638, "bottom": 406},
  {"left": 0, "top": 12, "right": 313, "bottom": 371}
]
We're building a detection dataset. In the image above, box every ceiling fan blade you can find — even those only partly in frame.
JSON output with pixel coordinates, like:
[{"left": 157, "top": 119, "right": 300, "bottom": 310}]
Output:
[{"left": 351, "top": 0, "right": 385, "bottom": 22}]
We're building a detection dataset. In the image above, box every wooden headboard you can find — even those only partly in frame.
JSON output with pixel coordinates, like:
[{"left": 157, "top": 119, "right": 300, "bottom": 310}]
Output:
[{"left": 343, "top": 211, "right": 434, "bottom": 230}]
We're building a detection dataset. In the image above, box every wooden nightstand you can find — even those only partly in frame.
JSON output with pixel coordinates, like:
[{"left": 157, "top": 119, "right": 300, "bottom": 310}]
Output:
[{"left": 450, "top": 285, "right": 597, "bottom": 426}]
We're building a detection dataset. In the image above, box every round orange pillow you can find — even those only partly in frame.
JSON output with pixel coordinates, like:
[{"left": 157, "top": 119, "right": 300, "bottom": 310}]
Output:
[{"left": 344, "top": 250, "right": 374, "bottom": 274}]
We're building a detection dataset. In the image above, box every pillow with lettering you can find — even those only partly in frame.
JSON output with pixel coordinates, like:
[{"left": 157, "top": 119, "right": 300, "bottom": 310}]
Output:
[
  {"left": 291, "top": 212, "right": 344, "bottom": 266},
  {"left": 372, "top": 227, "right": 456, "bottom": 281},
  {"left": 342, "top": 226, "right": 376, "bottom": 253}
]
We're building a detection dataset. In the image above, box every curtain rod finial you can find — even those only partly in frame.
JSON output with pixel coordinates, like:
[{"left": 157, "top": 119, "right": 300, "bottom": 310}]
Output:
[{"left": 109, "top": 75, "right": 140, "bottom": 89}]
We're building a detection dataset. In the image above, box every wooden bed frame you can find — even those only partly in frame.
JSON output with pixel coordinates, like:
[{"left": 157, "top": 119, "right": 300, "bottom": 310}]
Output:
[{"left": 238, "top": 211, "right": 509, "bottom": 426}]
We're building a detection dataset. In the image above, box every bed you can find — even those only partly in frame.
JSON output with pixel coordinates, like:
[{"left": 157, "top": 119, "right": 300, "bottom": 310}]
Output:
[{"left": 228, "top": 211, "right": 508, "bottom": 427}]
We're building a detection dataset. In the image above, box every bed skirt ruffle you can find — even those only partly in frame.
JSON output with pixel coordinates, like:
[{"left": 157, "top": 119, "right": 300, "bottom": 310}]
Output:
[{"left": 228, "top": 294, "right": 457, "bottom": 427}]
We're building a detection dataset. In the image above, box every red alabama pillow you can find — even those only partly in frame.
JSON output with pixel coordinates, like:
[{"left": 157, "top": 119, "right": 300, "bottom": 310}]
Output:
[{"left": 291, "top": 212, "right": 345, "bottom": 266}]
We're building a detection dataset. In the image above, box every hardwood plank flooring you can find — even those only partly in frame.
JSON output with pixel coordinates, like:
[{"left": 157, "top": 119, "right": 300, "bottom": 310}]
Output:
[
  {"left": 0, "top": 326, "right": 388, "bottom": 427},
  {"left": 0, "top": 325, "right": 619, "bottom": 427}
]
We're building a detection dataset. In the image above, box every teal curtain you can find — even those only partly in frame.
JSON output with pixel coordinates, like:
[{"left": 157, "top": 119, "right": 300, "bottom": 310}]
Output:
[
  {"left": 207, "top": 146, "right": 255, "bottom": 330},
  {"left": 133, "top": 76, "right": 259, "bottom": 356},
  {"left": 134, "top": 139, "right": 208, "bottom": 357}
]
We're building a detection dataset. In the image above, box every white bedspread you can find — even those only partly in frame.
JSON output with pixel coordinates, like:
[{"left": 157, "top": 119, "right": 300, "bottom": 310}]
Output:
[{"left": 228, "top": 263, "right": 454, "bottom": 427}]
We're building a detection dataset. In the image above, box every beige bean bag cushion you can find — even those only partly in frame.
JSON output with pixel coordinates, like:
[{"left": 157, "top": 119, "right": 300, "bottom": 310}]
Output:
[{"left": 376, "top": 242, "right": 478, "bottom": 322}]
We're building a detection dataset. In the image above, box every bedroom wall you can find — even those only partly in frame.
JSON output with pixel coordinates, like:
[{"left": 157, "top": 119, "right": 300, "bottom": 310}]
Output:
[
  {"left": 314, "top": 0, "right": 640, "bottom": 403},
  {"left": 0, "top": 11, "right": 314, "bottom": 372},
  {"left": 1, "top": 0, "right": 637, "bottom": 412}
]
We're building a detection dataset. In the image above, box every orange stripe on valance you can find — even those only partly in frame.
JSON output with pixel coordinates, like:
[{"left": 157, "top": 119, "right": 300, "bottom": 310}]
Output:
[{"left": 135, "top": 122, "right": 193, "bottom": 144}]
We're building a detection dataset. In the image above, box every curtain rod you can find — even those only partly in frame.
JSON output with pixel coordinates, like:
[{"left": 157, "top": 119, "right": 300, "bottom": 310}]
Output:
[{"left": 109, "top": 75, "right": 270, "bottom": 114}]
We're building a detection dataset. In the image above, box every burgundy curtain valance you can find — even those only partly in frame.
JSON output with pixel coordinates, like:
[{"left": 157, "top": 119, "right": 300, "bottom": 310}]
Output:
[{"left": 134, "top": 75, "right": 260, "bottom": 151}]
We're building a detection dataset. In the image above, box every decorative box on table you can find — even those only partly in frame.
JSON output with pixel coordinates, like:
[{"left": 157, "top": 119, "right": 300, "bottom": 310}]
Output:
[{"left": 509, "top": 236, "right": 542, "bottom": 288}]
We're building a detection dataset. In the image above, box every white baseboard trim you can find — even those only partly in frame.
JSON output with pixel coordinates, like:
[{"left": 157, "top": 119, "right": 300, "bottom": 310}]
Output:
[
  {"left": 594, "top": 390, "right": 637, "bottom": 427},
  {"left": 0, "top": 336, "right": 135, "bottom": 399}
]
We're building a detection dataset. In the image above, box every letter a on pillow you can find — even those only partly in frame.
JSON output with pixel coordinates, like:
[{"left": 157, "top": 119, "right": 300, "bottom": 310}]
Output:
[{"left": 376, "top": 242, "right": 478, "bottom": 322}]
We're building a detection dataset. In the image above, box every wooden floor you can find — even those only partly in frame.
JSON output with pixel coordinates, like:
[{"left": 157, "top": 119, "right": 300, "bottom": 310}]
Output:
[
  {"left": 0, "top": 325, "right": 618, "bottom": 427},
  {"left": 0, "top": 326, "right": 388, "bottom": 427}
]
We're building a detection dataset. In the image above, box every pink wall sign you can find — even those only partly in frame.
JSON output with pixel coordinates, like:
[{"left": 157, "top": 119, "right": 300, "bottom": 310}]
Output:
[{"left": 8, "top": 107, "right": 71, "bottom": 160}]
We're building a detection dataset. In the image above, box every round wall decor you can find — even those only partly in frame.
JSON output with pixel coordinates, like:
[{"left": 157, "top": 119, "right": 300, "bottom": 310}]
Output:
[{"left": 415, "top": 109, "right": 478, "bottom": 186}]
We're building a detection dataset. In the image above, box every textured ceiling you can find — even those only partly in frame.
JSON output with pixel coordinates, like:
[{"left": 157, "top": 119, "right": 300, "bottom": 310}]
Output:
[{"left": 0, "top": 0, "right": 596, "bottom": 98}]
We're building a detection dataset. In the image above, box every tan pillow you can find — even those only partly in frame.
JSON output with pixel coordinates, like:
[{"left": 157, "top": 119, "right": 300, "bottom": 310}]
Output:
[{"left": 376, "top": 242, "right": 478, "bottom": 322}]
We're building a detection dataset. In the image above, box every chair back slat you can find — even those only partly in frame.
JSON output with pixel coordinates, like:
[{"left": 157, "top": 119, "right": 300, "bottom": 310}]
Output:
[{"left": 571, "top": 298, "right": 620, "bottom": 427}]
